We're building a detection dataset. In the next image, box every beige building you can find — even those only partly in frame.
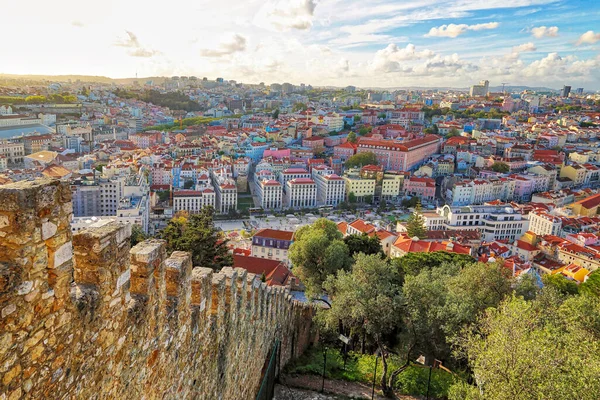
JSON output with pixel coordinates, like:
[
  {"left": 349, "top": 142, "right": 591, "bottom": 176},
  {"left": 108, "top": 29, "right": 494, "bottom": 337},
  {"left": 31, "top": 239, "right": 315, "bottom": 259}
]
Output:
[{"left": 343, "top": 171, "right": 376, "bottom": 202}]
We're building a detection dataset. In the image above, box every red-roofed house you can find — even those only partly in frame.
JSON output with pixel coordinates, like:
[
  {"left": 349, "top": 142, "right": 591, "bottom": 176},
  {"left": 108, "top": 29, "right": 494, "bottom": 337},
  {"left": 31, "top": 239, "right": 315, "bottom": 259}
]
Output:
[
  {"left": 233, "top": 254, "right": 298, "bottom": 287},
  {"left": 390, "top": 237, "right": 471, "bottom": 258},
  {"left": 251, "top": 229, "right": 295, "bottom": 263}
]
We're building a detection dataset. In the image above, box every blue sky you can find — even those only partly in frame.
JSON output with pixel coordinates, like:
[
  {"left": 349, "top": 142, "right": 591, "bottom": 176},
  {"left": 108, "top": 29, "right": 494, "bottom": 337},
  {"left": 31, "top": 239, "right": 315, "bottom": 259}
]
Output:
[{"left": 3, "top": 0, "right": 600, "bottom": 89}]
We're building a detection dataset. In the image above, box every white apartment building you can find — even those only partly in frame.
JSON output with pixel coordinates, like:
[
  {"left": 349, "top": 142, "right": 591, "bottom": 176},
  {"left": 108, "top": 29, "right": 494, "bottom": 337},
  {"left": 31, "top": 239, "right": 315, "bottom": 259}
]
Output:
[
  {"left": 0, "top": 155, "right": 7, "bottom": 171},
  {"left": 447, "top": 178, "right": 517, "bottom": 206},
  {"left": 216, "top": 181, "right": 237, "bottom": 214},
  {"left": 173, "top": 189, "right": 216, "bottom": 214},
  {"left": 285, "top": 178, "right": 317, "bottom": 209},
  {"left": 257, "top": 179, "right": 283, "bottom": 210},
  {"left": 0, "top": 140, "right": 25, "bottom": 165},
  {"left": 528, "top": 210, "right": 562, "bottom": 237},
  {"left": 314, "top": 173, "right": 346, "bottom": 206},
  {"left": 279, "top": 168, "right": 311, "bottom": 191},
  {"left": 437, "top": 204, "right": 529, "bottom": 242}
]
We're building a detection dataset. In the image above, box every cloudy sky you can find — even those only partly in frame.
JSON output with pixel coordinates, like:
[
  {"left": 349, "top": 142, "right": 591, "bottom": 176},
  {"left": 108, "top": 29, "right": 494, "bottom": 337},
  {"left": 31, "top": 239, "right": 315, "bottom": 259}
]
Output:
[{"left": 3, "top": 0, "right": 600, "bottom": 89}]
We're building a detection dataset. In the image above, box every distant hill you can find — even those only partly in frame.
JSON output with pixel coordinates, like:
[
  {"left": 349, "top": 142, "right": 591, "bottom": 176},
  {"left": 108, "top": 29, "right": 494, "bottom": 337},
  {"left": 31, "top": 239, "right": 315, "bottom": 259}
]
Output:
[{"left": 0, "top": 73, "right": 168, "bottom": 85}]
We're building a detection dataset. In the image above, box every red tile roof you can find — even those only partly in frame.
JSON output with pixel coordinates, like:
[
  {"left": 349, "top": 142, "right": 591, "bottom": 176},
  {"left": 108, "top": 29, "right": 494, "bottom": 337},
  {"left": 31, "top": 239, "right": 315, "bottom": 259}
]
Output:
[{"left": 254, "top": 228, "right": 294, "bottom": 241}]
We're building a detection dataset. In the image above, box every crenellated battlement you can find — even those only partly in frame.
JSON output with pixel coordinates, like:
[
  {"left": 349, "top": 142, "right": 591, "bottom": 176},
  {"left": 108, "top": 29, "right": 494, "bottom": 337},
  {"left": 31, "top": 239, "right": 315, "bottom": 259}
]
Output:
[{"left": 0, "top": 179, "right": 315, "bottom": 400}]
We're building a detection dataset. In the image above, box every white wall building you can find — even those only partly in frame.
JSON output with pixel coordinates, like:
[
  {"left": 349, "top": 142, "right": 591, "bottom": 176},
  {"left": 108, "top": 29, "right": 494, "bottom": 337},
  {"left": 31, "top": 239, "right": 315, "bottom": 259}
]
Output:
[
  {"left": 173, "top": 189, "right": 216, "bottom": 214},
  {"left": 285, "top": 178, "right": 317, "bottom": 209}
]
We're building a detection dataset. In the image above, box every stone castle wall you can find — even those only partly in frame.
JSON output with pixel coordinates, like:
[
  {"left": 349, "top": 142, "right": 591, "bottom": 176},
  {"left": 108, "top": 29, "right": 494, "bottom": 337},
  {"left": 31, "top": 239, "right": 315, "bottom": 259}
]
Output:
[{"left": 0, "top": 179, "right": 315, "bottom": 400}]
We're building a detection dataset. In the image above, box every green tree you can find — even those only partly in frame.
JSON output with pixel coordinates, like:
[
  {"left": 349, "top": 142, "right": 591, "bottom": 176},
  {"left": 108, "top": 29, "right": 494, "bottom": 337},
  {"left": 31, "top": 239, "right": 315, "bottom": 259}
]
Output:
[
  {"left": 289, "top": 218, "right": 352, "bottom": 298},
  {"left": 353, "top": 115, "right": 361, "bottom": 122},
  {"left": 318, "top": 253, "right": 405, "bottom": 397},
  {"left": 358, "top": 126, "right": 370, "bottom": 135},
  {"left": 401, "top": 196, "right": 421, "bottom": 208},
  {"left": 392, "top": 251, "right": 474, "bottom": 277},
  {"left": 345, "top": 152, "right": 378, "bottom": 168},
  {"left": 272, "top": 108, "right": 280, "bottom": 119},
  {"left": 447, "top": 127, "right": 461, "bottom": 137},
  {"left": 580, "top": 271, "right": 600, "bottom": 297},
  {"left": 343, "top": 233, "right": 383, "bottom": 257},
  {"left": 130, "top": 224, "right": 148, "bottom": 247},
  {"left": 160, "top": 207, "right": 232, "bottom": 270},
  {"left": 378, "top": 112, "right": 387, "bottom": 119},
  {"left": 25, "top": 95, "right": 46, "bottom": 103},
  {"left": 490, "top": 161, "right": 510, "bottom": 173},
  {"left": 542, "top": 273, "right": 579, "bottom": 296},
  {"left": 347, "top": 131, "right": 357, "bottom": 143},
  {"left": 405, "top": 202, "right": 427, "bottom": 239},
  {"left": 403, "top": 261, "right": 512, "bottom": 362},
  {"left": 292, "top": 102, "right": 307, "bottom": 112},
  {"left": 348, "top": 192, "right": 357, "bottom": 203},
  {"left": 183, "top": 180, "right": 195, "bottom": 189},
  {"left": 364, "top": 194, "right": 373, "bottom": 204},
  {"left": 451, "top": 294, "right": 600, "bottom": 400}
]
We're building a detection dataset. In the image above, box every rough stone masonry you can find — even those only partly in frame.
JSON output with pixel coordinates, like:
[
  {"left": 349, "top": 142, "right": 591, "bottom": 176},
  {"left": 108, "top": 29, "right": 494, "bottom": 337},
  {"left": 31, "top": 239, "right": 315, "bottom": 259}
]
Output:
[{"left": 0, "top": 179, "right": 315, "bottom": 400}]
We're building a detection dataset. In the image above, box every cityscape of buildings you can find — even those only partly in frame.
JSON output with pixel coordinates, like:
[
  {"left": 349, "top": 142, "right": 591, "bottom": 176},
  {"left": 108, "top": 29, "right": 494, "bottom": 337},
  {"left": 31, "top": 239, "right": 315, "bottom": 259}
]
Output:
[{"left": 1, "top": 76, "right": 600, "bottom": 286}]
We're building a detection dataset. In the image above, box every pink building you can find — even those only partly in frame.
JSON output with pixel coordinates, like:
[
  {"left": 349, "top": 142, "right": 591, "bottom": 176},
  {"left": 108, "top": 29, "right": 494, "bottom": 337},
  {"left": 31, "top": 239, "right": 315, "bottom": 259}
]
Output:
[
  {"left": 356, "top": 135, "right": 442, "bottom": 171},
  {"left": 263, "top": 148, "right": 291, "bottom": 159},
  {"left": 403, "top": 176, "right": 436, "bottom": 203},
  {"left": 333, "top": 142, "right": 357, "bottom": 161},
  {"left": 302, "top": 136, "right": 325, "bottom": 151}
]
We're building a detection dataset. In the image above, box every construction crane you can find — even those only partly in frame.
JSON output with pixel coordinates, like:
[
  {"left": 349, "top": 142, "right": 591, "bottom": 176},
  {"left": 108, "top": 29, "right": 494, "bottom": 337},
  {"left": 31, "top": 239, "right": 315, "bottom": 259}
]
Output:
[{"left": 501, "top": 83, "right": 509, "bottom": 94}]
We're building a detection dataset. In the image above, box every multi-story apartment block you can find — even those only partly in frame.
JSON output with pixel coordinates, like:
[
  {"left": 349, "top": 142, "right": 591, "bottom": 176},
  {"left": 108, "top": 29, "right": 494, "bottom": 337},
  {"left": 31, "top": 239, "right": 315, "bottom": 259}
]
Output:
[
  {"left": 71, "top": 176, "right": 124, "bottom": 217},
  {"left": 314, "top": 173, "right": 345, "bottom": 206},
  {"left": 381, "top": 172, "right": 406, "bottom": 200},
  {"left": 0, "top": 140, "right": 25, "bottom": 165},
  {"left": 251, "top": 228, "right": 294, "bottom": 263},
  {"left": 173, "top": 189, "right": 216, "bottom": 214},
  {"left": 560, "top": 164, "right": 587, "bottom": 187},
  {"left": 279, "top": 168, "right": 311, "bottom": 191},
  {"left": 257, "top": 179, "right": 283, "bottom": 210},
  {"left": 356, "top": 135, "right": 441, "bottom": 171},
  {"left": 403, "top": 177, "right": 436, "bottom": 203},
  {"left": 333, "top": 142, "right": 357, "bottom": 162},
  {"left": 528, "top": 211, "right": 562, "bottom": 236},
  {"left": 215, "top": 180, "right": 237, "bottom": 214},
  {"left": 437, "top": 204, "right": 529, "bottom": 242},
  {"left": 343, "top": 169, "right": 376, "bottom": 202},
  {"left": 285, "top": 178, "right": 316, "bottom": 209}
]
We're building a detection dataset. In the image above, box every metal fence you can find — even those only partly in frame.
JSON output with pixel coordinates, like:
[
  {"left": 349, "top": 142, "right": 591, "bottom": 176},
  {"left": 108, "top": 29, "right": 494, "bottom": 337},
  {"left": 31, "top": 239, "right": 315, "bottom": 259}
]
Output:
[{"left": 256, "top": 339, "right": 280, "bottom": 400}]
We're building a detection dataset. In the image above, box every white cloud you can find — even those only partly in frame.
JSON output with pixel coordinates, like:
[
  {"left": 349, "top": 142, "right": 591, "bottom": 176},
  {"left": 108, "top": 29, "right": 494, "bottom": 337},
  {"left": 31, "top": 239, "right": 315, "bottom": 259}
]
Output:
[
  {"left": 530, "top": 26, "right": 559, "bottom": 38},
  {"left": 114, "top": 31, "right": 160, "bottom": 58},
  {"left": 200, "top": 34, "right": 247, "bottom": 57},
  {"left": 512, "top": 42, "right": 537, "bottom": 53},
  {"left": 254, "top": 0, "right": 318, "bottom": 31},
  {"left": 115, "top": 31, "right": 141, "bottom": 48},
  {"left": 71, "top": 20, "right": 84, "bottom": 28},
  {"left": 577, "top": 31, "right": 600, "bottom": 45},
  {"left": 371, "top": 43, "right": 435, "bottom": 73},
  {"left": 425, "top": 22, "right": 499, "bottom": 38}
]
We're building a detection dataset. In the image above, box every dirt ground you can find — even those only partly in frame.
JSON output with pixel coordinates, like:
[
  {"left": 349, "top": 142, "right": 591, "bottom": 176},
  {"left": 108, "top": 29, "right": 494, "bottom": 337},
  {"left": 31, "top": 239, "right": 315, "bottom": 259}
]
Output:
[{"left": 275, "top": 374, "right": 421, "bottom": 400}]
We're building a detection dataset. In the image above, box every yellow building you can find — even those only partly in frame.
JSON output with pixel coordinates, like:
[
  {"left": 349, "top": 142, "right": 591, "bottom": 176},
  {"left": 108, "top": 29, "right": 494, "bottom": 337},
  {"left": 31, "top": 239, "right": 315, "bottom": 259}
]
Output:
[
  {"left": 560, "top": 164, "right": 586, "bottom": 186},
  {"left": 381, "top": 173, "right": 405, "bottom": 200},
  {"left": 343, "top": 175, "right": 376, "bottom": 201},
  {"left": 554, "top": 264, "right": 590, "bottom": 283},
  {"left": 568, "top": 193, "right": 600, "bottom": 217}
]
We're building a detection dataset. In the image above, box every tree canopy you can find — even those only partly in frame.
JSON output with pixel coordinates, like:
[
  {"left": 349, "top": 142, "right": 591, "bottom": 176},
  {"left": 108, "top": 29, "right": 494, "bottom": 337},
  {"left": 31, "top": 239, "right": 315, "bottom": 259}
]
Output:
[
  {"left": 345, "top": 152, "right": 378, "bottom": 168},
  {"left": 405, "top": 202, "right": 427, "bottom": 239},
  {"left": 490, "top": 161, "right": 510, "bottom": 173},
  {"left": 343, "top": 233, "right": 383, "bottom": 257},
  {"left": 289, "top": 218, "right": 352, "bottom": 298},
  {"left": 347, "top": 131, "right": 357, "bottom": 143},
  {"left": 319, "top": 253, "right": 405, "bottom": 396},
  {"left": 160, "top": 207, "right": 232, "bottom": 270},
  {"left": 451, "top": 293, "right": 600, "bottom": 400}
]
